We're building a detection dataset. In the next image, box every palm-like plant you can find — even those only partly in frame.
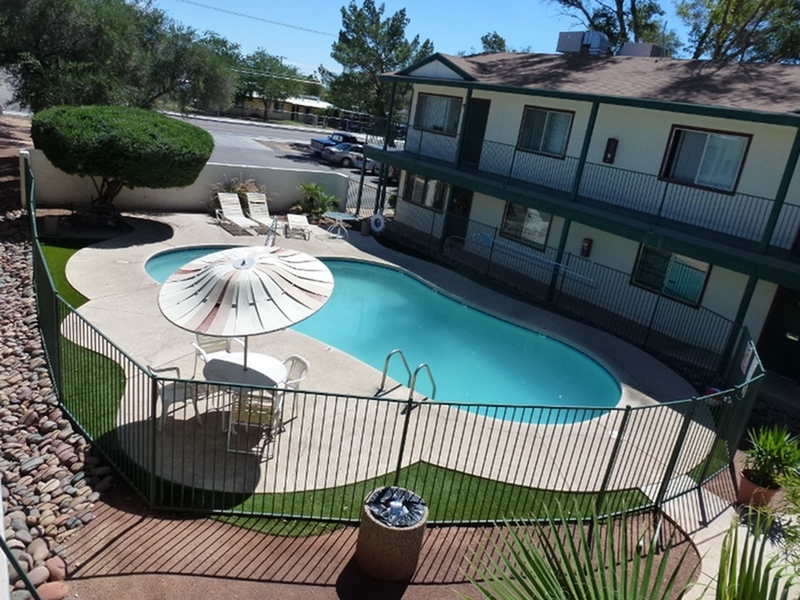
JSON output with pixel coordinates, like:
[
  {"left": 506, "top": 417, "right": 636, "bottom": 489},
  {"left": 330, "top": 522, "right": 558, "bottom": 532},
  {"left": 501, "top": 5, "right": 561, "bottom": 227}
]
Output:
[
  {"left": 743, "top": 426, "right": 800, "bottom": 488},
  {"left": 295, "top": 182, "right": 338, "bottom": 220},
  {"left": 462, "top": 505, "right": 695, "bottom": 600},
  {"left": 714, "top": 510, "right": 797, "bottom": 600}
]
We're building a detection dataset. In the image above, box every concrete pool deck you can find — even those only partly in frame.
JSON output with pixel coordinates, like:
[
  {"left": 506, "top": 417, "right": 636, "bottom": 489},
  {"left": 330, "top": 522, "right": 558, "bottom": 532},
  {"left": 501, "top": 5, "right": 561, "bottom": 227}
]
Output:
[{"left": 62, "top": 211, "right": 743, "bottom": 595}]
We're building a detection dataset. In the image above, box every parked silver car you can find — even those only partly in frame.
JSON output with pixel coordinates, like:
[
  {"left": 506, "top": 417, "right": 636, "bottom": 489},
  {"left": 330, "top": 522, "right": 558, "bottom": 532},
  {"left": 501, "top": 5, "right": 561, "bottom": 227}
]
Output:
[
  {"left": 321, "top": 142, "right": 363, "bottom": 168},
  {"left": 354, "top": 153, "right": 381, "bottom": 174},
  {"left": 354, "top": 154, "right": 399, "bottom": 182}
]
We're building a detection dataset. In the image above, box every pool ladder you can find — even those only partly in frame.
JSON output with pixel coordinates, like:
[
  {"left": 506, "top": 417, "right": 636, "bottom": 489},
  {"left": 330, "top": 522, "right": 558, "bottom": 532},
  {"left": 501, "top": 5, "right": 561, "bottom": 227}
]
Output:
[{"left": 379, "top": 349, "right": 437, "bottom": 402}]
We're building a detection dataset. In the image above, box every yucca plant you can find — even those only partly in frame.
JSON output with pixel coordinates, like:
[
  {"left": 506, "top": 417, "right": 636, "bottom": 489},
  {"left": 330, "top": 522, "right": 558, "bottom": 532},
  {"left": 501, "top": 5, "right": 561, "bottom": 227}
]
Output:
[
  {"left": 743, "top": 426, "right": 800, "bottom": 488},
  {"left": 294, "top": 182, "right": 338, "bottom": 220},
  {"left": 461, "top": 505, "right": 696, "bottom": 600},
  {"left": 714, "top": 509, "right": 797, "bottom": 600}
]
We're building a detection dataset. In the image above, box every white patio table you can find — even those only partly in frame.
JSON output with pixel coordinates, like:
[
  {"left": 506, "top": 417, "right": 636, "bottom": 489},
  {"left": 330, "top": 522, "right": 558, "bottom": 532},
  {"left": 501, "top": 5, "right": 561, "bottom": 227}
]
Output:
[{"left": 202, "top": 351, "right": 288, "bottom": 387}]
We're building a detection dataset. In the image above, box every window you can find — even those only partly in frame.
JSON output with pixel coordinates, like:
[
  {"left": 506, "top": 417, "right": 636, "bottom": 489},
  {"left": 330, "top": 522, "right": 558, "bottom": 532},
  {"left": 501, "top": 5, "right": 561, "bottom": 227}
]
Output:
[
  {"left": 500, "top": 203, "right": 551, "bottom": 249},
  {"left": 517, "top": 107, "right": 572, "bottom": 157},
  {"left": 273, "top": 101, "right": 284, "bottom": 111},
  {"left": 662, "top": 127, "right": 749, "bottom": 192},
  {"left": 402, "top": 173, "right": 449, "bottom": 210},
  {"left": 632, "top": 246, "right": 710, "bottom": 305},
  {"left": 414, "top": 93, "right": 461, "bottom": 135}
]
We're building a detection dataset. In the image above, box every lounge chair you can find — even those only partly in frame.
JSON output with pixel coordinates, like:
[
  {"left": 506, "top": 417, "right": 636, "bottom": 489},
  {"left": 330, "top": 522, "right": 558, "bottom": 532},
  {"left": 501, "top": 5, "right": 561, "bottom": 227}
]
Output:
[
  {"left": 146, "top": 365, "right": 202, "bottom": 431},
  {"left": 285, "top": 213, "right": 312, "bottom": 240},
  {"left": 227, "top": 388, "right": 277, "bottom": 457},
  {"left": 245, "top": 192, "right": 278, "bottom": 234},
  {"left": 215, "top": 192, "right": 259, "bottom": 235}
]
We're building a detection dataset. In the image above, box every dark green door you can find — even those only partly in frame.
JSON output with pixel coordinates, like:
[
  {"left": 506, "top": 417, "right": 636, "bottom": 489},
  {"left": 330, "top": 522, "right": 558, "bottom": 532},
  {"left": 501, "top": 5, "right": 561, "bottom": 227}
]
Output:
[
  {"left": 459, "top": 99, "right": 490, "bottom": 168},
  {"left": 443, "top": 186, "right": 473, "bottom": 242},
  {"left": 758, "top": 287, "right": 800, "bottom": 381}
]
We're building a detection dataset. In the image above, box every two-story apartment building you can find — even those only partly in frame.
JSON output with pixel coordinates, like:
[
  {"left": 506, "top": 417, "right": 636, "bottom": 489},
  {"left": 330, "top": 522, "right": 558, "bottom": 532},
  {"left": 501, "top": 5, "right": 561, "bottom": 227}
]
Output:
[{"left": 363, "top": 49, "right": 800, "bottom": 386}]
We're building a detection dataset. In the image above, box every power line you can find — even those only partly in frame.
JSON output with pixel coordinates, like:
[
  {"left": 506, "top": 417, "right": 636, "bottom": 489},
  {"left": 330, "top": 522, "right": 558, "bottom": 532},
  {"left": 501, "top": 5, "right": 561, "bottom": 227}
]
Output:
[{"left": 175, "top": 0, "right": 337, "bottom": 37}]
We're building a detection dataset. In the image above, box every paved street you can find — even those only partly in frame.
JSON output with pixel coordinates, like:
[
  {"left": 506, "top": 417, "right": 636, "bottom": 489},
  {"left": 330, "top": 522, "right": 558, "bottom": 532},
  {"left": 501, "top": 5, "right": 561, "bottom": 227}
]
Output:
[{"left": 176, "top": 114, "right": 358, "bottom": 172}]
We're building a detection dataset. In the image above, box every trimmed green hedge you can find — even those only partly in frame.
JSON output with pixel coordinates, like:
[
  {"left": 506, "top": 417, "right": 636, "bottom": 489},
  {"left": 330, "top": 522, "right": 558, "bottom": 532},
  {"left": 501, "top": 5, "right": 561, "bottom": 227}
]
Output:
[{"left": 32, "top": 105, "right": 214, "bottom": 204}]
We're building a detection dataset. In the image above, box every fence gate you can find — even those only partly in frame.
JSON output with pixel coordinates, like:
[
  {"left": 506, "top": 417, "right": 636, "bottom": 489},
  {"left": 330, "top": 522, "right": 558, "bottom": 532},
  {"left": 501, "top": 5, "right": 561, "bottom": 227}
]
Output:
[{"left": 346, "top": 177, "right": 380, "bottom": 219}]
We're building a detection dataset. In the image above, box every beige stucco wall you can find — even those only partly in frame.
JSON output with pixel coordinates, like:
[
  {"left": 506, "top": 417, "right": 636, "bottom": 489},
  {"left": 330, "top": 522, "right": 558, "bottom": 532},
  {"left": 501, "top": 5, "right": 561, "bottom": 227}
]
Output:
[
  {"left": 473, "top": 91, "right": 593, "bottom": 158},
  {"left": 588, "top": 105, "right": 795, "bottom": 200},
  {"left": 565, "top": 222, "right": 639, "bottom": 272},
  {"left": 26, "top": 149, "right": 350, "bottom": 213},
  {"left": 744, "top": 280, "right": 778, "bottom": 341}
]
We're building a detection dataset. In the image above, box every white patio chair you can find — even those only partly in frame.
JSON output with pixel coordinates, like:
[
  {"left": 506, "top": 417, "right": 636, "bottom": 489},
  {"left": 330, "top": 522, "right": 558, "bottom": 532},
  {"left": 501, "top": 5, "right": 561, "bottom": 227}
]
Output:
[
  {"left": 146, "top": 365, "right": 202, "bottom": 431},
  {"left": 284, "top": 213, "right": 312, "bottom": 240},
  {"left": 191, "top": 333, "right": 245, "bottom": 378},
  {"left": 227, "top": 388, "right": 277, "bottom": 457},
  {"left": 215, "top": 192, "right": 259, "bottom": 235},
  {"left": 245, "top": 192, "right": 278, "bottom": 234},
  {"left": 275, "top": 354, "right": 310, "bottom": 431}
]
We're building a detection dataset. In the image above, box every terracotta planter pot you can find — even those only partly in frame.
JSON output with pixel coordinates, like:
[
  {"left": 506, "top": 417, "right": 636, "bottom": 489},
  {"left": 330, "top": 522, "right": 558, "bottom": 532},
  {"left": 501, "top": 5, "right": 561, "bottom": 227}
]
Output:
[{"left": 737, "top": 472, "right": 779, "bottom": 507}]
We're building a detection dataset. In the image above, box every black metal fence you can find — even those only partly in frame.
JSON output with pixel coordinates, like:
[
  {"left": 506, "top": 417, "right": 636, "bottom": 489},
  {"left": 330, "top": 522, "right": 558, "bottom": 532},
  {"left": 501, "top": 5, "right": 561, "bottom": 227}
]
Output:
[
  {"left": 25, "top": 158, "right": 765, "bottom": 524},
  {"left": 388, "top": 203, "right": 749, "bottom": 381}
]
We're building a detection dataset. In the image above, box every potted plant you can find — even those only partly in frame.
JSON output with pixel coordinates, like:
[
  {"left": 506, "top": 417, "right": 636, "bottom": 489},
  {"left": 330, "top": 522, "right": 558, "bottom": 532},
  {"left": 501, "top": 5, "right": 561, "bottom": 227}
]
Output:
[{"left": 738, "top": 425, "right": 800, "bottom": 507}]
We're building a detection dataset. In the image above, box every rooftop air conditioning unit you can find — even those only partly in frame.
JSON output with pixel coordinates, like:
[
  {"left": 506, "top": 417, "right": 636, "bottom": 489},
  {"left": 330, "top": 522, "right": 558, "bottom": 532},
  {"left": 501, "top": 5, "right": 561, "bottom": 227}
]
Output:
[
  {"left": 557, "top": 31, "right": 585, "bottom": 54},
  {"left": 618, "top": 42, "right": 667, "bottom": 57},
  {"left": 557, "top": 31, "right": 611, "bottom": 56}
]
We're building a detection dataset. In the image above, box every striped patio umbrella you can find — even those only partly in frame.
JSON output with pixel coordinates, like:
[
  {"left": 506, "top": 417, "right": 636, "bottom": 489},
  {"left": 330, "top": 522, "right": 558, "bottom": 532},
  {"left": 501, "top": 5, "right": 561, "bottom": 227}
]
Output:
[{"left": 158, "top": 246, "right": 334, "bottom": 369}]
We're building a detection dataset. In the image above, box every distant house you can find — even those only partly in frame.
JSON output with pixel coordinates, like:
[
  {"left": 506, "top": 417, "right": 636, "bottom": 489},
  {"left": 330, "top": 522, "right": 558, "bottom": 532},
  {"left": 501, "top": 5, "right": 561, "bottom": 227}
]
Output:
[
  {"left": 363, "top": 42, "right": 800, "bottom": 384},
  {"left": 229, "top": 95, "right": 333, "bottom": 125}
]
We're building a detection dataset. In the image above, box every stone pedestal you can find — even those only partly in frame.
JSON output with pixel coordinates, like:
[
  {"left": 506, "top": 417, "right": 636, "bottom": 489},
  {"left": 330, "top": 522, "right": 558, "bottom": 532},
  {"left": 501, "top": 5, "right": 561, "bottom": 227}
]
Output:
[{"left": 354, "top": 490, "right": 428, "bottom": 581}]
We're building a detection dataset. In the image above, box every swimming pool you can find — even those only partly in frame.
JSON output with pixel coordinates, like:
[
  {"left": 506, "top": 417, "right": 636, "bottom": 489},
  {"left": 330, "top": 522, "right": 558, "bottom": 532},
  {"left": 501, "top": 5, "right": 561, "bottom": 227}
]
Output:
[{"left": 147, "top": 248, "right": 621, "bottom": 422}]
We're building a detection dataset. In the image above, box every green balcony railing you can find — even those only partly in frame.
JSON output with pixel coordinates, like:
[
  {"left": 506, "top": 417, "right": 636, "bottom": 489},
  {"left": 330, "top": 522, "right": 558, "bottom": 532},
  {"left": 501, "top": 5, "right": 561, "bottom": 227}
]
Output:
[{"left": 381, "top": 129, "right": 800, "bottom": 254}]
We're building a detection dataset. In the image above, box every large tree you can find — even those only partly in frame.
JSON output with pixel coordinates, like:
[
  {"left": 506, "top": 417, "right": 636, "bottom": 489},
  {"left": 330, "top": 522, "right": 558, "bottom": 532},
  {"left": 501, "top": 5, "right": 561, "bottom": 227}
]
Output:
[
  {"left": 326, "top": 0, "right": 434, "bottom": 118},
  {"left": 677, "top": 0, "right": 800, "bottom": 61},
  {"left": 0, "top": 0, "right": 239, "bottom": 111},
  {"left": 549, "top": 0, "right": 680, "bottom": 53},
  {"left": 31, "top": 105, "right": 214, "bottom": 204},
  {"left": 236, "top": 50, "right": 305, "bottom": 120}
]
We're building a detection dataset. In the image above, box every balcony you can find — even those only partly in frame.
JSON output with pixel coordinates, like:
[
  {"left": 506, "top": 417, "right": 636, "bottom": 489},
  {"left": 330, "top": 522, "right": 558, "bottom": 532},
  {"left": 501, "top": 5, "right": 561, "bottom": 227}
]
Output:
[{"left": 371, "top": 129, "right": 800, "bottom": 257}]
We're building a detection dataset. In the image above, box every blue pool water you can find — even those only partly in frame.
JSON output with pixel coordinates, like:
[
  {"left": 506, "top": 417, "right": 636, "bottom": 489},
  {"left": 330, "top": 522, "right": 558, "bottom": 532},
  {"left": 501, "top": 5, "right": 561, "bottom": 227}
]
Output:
[
  {"left": 146, "top": 249, "right": 621, "bottom": 422},
  {"left": 145, "top": 245, "right": 236, "bottom": 283}
]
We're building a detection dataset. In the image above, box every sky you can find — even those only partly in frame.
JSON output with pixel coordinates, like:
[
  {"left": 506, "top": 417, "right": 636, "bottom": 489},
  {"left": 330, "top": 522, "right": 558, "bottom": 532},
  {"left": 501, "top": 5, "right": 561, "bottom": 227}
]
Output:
[{"left": 155, "top": 0, "right": 689, "bottom": 76}]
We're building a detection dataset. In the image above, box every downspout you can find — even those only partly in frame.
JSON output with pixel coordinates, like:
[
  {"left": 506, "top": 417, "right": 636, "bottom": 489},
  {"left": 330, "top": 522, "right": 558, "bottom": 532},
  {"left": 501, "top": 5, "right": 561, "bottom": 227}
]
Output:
[
  {"left": 548, "top": 101, "right": 600, "bottom": 302},
  {"left": 759, "top": 126, "right": 800, "bottom": 252}
]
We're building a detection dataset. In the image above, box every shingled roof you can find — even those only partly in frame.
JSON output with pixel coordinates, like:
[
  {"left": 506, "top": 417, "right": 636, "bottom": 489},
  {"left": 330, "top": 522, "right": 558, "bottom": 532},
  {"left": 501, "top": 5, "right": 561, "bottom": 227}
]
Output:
[{"left": 409, "top": 53, "right": 800, "bottom": 115}]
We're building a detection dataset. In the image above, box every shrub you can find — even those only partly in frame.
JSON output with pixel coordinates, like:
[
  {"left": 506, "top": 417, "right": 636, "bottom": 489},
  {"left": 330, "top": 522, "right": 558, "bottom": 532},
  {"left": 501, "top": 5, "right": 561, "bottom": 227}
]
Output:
[
  {"left": 31, "top": 105, "right": 214, "bottom": 204},
  {"left": 208, "top": 175, "right": 267, "bottom": 215},
  {"left": 294, "top": 182, "right": 338, "bottom": 220}
]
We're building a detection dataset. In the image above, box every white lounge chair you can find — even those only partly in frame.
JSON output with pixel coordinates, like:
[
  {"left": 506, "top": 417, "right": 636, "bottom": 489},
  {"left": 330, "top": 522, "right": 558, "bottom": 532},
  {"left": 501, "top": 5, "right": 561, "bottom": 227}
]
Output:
[
  {"left": 285, "top": 213, "right": 311, "bottom": 240},
  {"left": 146, "top": 365, "right": 202, "bottom": 431},
  {"left": 227, "top": 388, "right": 277, "bottom": 457},
  {"left": 245, "top": 192, "right": 278, "bottom": 234},
  {"left": 215, "top": 192, "right": 259, "bottom": 235}
]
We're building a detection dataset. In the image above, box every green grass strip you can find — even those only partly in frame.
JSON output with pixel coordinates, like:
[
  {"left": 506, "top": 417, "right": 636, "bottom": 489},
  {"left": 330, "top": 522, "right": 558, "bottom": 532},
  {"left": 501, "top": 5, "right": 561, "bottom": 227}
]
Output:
[{"left": 38, "top": 238, "right": 91, "bottom": 308}]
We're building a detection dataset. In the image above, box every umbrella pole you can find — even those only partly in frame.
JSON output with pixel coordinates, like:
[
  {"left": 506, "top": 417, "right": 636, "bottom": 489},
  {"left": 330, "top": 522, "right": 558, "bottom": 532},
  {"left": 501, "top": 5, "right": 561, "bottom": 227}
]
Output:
[{"left": 244, "top": 337, "right": 249, "bottom": 371}]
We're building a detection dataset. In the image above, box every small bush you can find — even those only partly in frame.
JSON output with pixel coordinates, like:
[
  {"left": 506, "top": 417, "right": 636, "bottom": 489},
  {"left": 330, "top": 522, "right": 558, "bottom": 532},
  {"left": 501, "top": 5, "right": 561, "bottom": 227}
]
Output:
[
  {"left": 32, "top": 105, "right": 214, "bottom": 204},
  {"left": 294, "top": 182, "right": 338, "bottom": 221},
  {"left": 209, "top": 175, "right": 267, "bottom": 215}
]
